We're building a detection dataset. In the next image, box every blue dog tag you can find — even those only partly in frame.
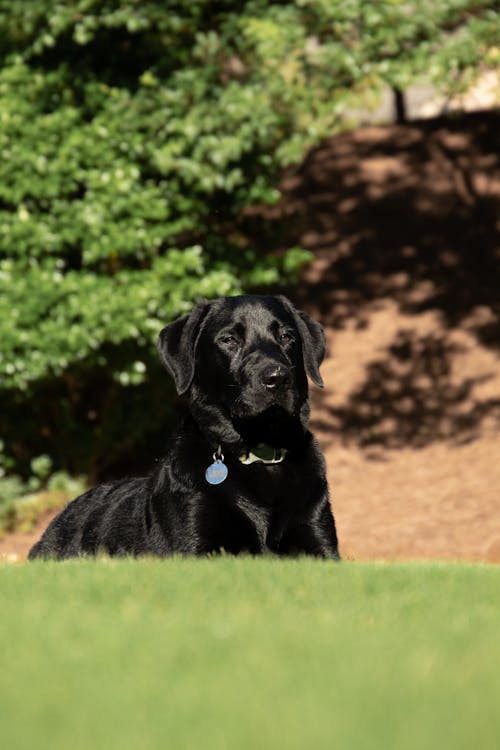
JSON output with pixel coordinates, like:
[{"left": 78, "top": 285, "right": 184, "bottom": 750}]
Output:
[{"left": 205, "top": 459, "right": 228, "bottom": 485}]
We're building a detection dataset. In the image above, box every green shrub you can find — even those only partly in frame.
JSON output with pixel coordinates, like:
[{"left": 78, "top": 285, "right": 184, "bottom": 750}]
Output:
[
  {"left": 0, "top": 1, "right": 497, "bottom": 479},
  {"left": 0, "top": 443, "right": 86, "bottom": 534}
]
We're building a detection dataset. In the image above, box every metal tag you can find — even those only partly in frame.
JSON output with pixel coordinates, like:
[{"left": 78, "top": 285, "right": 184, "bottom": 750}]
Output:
[
  {"left": 205, "top": 459, "right": 228, "bottom": 485},
  {"left": 205, "top": 447, "right": 228, "bottom": 485}
]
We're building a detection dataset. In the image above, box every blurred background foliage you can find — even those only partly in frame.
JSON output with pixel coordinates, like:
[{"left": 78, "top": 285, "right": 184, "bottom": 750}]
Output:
[{"left": 0, "top": 0, "right": 498, "bottom": 506}]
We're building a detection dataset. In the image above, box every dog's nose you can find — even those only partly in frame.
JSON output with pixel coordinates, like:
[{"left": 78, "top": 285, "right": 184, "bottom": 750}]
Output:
[{"left": 261, "top": 365, "right": 290, "bottom": 390}]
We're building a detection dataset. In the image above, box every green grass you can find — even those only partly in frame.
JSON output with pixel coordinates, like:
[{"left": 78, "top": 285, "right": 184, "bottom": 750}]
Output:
[{"left": 1, "top": 560, "right": 498, "bottom": 750}]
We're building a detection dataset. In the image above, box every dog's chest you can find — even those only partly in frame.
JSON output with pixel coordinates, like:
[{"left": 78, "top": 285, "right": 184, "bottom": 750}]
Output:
[{"left": 228, "top": 464, "right": 308, "bottom": 550}]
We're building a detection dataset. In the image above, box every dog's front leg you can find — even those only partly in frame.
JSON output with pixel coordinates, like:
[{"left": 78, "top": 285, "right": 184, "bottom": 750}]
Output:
[{"left": 278, "top": 497, "right": 340, "bottom": 559}]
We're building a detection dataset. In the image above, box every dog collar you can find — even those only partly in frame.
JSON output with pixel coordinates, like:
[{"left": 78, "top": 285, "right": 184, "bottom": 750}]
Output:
[
  {"left": 239, "top": 443, "right": 287, "bottom": 465},
  {"left": 205, "top": 443, "right": 286, "bottom": 485}
]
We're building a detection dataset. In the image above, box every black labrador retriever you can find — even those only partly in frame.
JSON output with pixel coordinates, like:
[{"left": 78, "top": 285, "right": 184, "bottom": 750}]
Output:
[{"left": 29, "top": 295, "right": 339, "bottom": 559}]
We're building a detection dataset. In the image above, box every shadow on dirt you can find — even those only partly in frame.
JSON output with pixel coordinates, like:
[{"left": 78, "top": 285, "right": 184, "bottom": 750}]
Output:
[
  {"left": 280, "top": 109, "right": 500, "bottom": 448},
  {"left": 313, "top": 330, "right": 500, "bottom": 449}
]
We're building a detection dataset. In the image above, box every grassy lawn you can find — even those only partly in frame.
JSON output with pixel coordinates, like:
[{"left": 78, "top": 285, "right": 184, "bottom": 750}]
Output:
[{"left": 1, "top": 559, "right": 498, "bottom": 750}]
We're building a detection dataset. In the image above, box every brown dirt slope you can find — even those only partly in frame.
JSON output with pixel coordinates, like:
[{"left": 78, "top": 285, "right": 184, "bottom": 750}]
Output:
[
  {"left": 286, "top": 109, "right": 500, "bottom": 562},
  {"left": 2, "top": 110, "right": 499, "bottom": 563}
]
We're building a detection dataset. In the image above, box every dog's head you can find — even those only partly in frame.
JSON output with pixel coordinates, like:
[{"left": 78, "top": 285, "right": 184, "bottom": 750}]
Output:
[{"left": 157, "top": 295, "right": 325, "bottom": 437}]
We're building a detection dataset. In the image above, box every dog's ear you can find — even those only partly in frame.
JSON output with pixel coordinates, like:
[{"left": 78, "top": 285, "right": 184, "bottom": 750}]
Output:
[
  {"left": 157, "top": 301, "right": 210, "bottom": 395},
  {"left": 278, "top": 296, "right": 326, "bottom": 388}
]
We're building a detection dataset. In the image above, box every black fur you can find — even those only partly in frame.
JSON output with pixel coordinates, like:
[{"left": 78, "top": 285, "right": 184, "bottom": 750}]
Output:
[{"left": 29, "top": 295, "right": 339, "bottom": 559}]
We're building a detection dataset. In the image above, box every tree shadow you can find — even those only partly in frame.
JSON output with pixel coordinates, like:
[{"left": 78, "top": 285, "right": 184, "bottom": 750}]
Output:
[
  {"left": 313, "top": 329, "right": 500, "bottom": 450},
  {"left": 284, "top": 109, "right": 500, "bottom": 338}
]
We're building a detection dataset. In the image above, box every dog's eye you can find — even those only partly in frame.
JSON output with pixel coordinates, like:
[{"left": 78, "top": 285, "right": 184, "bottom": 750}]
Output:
[
  {"left": 279, "top": 332, "right": 293, "bottom": 344},
  {"left": 221, "top": 335, "right": 239, "bottom": 348}
]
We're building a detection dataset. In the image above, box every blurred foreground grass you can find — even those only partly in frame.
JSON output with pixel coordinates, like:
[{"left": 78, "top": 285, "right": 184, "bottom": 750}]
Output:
[{"left": 1, "top": 559, "right": 498, "bottom": 749}]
